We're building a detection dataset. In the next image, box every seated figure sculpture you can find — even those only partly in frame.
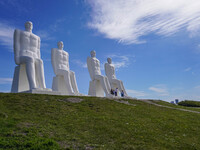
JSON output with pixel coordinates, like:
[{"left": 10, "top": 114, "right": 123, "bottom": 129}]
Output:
[
  {"left": 11, "top": 21, "right": 47, "bottom": 93},
  {"left": 51, "top": 41, "right": 79, "bottom": 95},
  {"left": 105, "top": 58, "right": 128, "bottom": 97},
  {"left": 87, "top": 50, "right": 112, "bottom": 97}
]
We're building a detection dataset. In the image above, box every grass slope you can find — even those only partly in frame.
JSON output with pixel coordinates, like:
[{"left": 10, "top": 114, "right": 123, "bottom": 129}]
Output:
[{"left": 0, "top": 93, "right": 200, "bottom": 150}]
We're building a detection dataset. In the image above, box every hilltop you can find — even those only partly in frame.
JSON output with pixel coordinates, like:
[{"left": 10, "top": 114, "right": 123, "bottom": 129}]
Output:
[{"left": 0, "top": 93, "right": 200, "bottom": 150}]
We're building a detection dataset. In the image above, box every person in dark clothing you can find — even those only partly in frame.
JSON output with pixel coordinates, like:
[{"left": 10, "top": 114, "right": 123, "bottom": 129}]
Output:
[
  {"left": 110, "top": 89, "right": 114, "bottom": 95},
  {"left": 121, "top": 90, "right": 124, "bottom": 97},
  {"left": 115, "top": 88, "right": 118, "bottom": 96}
]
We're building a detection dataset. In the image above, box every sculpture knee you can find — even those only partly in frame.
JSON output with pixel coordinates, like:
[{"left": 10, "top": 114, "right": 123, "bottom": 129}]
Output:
[
  {"left": 70, "top": 71, "right": 75, "bottom": 76},
  {"left": 20, "top": 56, "right": 34, "bottom": 64},
  {"left": 36, "top": 58, "right": 43, "bottom": 65}
]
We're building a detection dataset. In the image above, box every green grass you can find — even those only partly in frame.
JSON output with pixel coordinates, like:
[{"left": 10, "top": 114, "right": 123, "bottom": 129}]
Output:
[
  {"left": 178, "top": 100, "right": 200, "bottom": 107},
  {"left": 0, "top": 93, "right": 200, "bottom": 149}
]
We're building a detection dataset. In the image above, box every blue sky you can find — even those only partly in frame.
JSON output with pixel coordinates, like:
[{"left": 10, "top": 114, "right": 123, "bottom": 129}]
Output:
[{"left": 0, "top": 0, "right": 200, "bottom": 101}]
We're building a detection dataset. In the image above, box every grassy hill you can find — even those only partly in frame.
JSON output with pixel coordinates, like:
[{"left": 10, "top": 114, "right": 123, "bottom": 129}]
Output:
[{"left": 0, "top": 93, "right": 200, "bottom": 150}]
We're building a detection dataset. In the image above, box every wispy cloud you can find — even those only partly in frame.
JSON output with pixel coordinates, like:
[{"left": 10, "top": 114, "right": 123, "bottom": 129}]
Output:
[
  {"left": 49, "top": 18, "right": 67, "bottom": 32},
  {"left": 194, "top": 85, "right": 200, "bottom": 89},
  {"left": 106, "top": 54, "right": 134, "bottom": 70},
  {"left": 127, "top": 89, "right": 147, "bottom": 97},
  {"left": 149, "top": 84, "right": 169, "bottom": 96},
  {"left": 0, "top": 22, "right": 15, "bottom": 50},
  {"left": 0, "top": 78, "right": 12, "bottom": 84},
  {"left": 184, "top": 67, "right": 191, "bottom": 72},
  {"left": 72, "top": 59, "right": 87, "bottom": 68},
  {"left": 0, "top": 0, "right": 29, "bottom": 13},
  {"left": 87, "top": 0, "right": 200, "bottom": 44},
  {"left": 35, "top": 30, "right": 55, "bottom": 41}
]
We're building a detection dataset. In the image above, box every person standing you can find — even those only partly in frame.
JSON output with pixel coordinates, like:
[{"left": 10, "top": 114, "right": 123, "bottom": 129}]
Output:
[
  {"left": 115, "top": 88, "right": 118, "bottom": 96},
  {"left": 121, "top": 90, "right": 124, "bottom": 97}
]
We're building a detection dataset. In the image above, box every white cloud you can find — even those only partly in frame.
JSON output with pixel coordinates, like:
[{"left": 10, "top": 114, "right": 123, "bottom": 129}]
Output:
[
  {"left": 72, "top": 59, "right": 87, "bottom": 68},
  {"left": 87, "top": 0, "right": 200, "bottom": 44},
  {"left": 149, "top": 84, "right": 169, "bottom": 96},
  {"left": 127, "top": 89, "right": 147, "bottom": 97},
  {"left": 35, "top": 30, "right": 54, "bottom": 41},
  {"left": 0, "top": 78, "right": 13, "bottom": 84},
  {"left": 194, "top": 85, "right": 200, "bottom": 89},
  {"left": 184, "top": 67, "right": 191, "bottom": 72},
  {"left": 49, "top": 18, "right": 67, "bottom": 32},
  {"left": 106, "top": 54, "right": 134, "bottom": 69},
  {"left": 0, "top": 22, "right": 15, "bottom": 50}
]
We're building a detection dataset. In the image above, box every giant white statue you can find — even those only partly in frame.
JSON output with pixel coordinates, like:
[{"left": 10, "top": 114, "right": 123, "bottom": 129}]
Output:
[
  {"left": 11, "top": 21, "right": 47, "bottom": 93},
  {"left": 105, "top": 58, "right": 128, "bottom": 96},
  {"left": 51, "top": 41, "right": 79, "bottom": 95},
  {"left": 87, "top": 50, "right": 112, "bottom": 97}
]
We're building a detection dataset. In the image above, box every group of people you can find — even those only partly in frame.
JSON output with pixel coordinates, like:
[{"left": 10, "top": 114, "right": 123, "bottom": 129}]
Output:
[
  {"left": 12, "top": 21, "right": 128, "bottom": 98},
  {"left": 110, "top": 88, "right": 125, "bottom": 97}
]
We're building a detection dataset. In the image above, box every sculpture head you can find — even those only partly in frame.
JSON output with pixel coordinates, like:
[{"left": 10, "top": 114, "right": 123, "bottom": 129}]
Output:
[
  {"left": 107, "top": 58, "right": 112, "bottom": 64},
  {"left": 57, "top": 41, "right": 64, "bottom": 50},
  {"left": 25, "top": 21, "right": 33, "bottom": 32},
  {"left": 90, "top": 50, "right": 96, "bottom": 58}
]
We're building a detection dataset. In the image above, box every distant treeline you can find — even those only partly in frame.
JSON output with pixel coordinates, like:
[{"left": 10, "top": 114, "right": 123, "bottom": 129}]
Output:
[{"left": 178, "top": 100, "right": 200, "bottom": 107}]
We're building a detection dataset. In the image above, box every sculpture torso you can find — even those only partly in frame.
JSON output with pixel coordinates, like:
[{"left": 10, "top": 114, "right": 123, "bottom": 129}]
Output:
[
  {"left": 105, "top": 63, "right": 116, "bottom": 80},
  {"left": 91, "top": 57, "right": 101, "bottom": 76},
  {"left": 87, "top": 56, "right": 102, "bottom": 80},
  {"left": 53, "top": 49, "right": 69, "bottom": 72},
  {"left": 17, "top": 30, "right": 40, "bottom": 59}
]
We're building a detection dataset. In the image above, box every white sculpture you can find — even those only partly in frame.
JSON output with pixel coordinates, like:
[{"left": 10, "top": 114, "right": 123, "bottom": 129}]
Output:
[
  {"left": 11, "top": 21, "right": 47, "bottom": 93},
  {"left": 51, "top": 41, "right": 79, "bottom": 95},
  {"left": 105, "top": 58, "right": 128, "bottom": 96},
  {"left": 87, "top": 50, "right": 112, "bottom": 97}
]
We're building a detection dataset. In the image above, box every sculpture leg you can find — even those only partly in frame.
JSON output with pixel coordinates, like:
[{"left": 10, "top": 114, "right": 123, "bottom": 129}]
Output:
[
  {"left": 57, "top": 69, "right": 74, "bottom": 95},
  {"left": 112, "top": 79, "right": 127, "bottom": 96},
  {"left": 19, "top": 56, "right": 37, "bottom": 89},
  {"left": 120, "top": 81, "right": 128, "bottom": 96},
  {"left": 35, "top": 59, "right": 46, "bottom": 89},
  {"left": 70, "top": 71, "right": 79, "bottom": 94},
  {"left": 105, "top": 77, "right": 111, "bottom": 92},
  {"left": 95, "top": 75, "right": 110, "bottom": 95}
]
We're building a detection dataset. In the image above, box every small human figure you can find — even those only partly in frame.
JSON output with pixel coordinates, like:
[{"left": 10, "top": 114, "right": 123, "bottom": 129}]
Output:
[
  {"left": 13, "top": 21, "right": 46, "bottom": 90},
  {"left": 51, "top": 41, "right": 79, "bottom": 95},
  {"left": 115, "top": 88, "right": 118, "bottom": 96},
  {"left": 87, "top": 50, "right": 112, "bottom": 97},
  {"left": 110, "top": 89, "right": 114, "bottom": 95},
  {"left": 105, "top": 58, "right": 128, "bottom": 96},
  {"left": 121, "top": 90, "right": 124, "bottom": 97}
]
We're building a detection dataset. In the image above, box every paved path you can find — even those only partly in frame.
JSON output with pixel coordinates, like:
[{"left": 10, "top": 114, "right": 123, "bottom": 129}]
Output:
[{"left": 140, "top": 99, "right": 200, "bottom": 114}]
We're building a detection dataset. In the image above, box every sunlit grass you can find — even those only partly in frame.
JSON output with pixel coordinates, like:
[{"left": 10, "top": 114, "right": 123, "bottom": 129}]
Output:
[{"left": 0, "top": 93, "right": 200, "bottom": 149}]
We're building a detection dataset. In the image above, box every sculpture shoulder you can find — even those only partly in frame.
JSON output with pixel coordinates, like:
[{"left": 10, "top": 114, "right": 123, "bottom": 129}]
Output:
[
  {"left": 14, "top": 29, "right": 21, "bottom": 33},
  {"left": 31, "top": 32, "right": 40, "bottom": 40},
  {"left": 14, "top": 29, "right": 22, "bottom": 36},
  {"left": 51, "top": 48, "right": 58, "bottom": 55},
  {"left": 62, "top": 50, "right": 69, "bottom": 56},
  {"left": 87, "top": 57, "right": 92, "bottom": 67},
  {"left": 87, "top": 56, "right": 92, "bottom": 62},
  {"left": 105, "top": 63, "right": 109, "bottom": 66}
]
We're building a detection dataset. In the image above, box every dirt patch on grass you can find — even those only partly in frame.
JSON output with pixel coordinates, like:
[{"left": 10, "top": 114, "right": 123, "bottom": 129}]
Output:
[
  {"left": 57, "top": 98, "right": 84, "bottom": 103},
  {"left": 0, "top": 112, "right": 8, "bottom": 119},
  {"left": 17, "top": 122, "right": 35, "bottom": 129}
]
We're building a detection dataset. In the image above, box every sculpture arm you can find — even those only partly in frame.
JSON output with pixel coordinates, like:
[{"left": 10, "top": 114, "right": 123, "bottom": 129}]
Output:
[
  {"left": 87, "top": 57, "right": 94, "bottom": 80},
  {"left": 13, "top": 29, "right": 20, "bottom": 65},
  {"left": 37, "top": 37, "right": 41, "bottom": 59},
  {"left": 51, "top": 49, "right": 57, "bottom": 75},
  {"left": 104, "top": 63, "right": 109, "bottom": 77},
  {"left": 67, "top": 52, "right": 70, "bottom": 70}
]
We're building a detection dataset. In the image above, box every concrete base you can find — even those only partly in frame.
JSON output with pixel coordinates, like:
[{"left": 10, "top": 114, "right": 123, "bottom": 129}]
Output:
[
  {"left": 11, "top": 64, "right": 29, "bottom": 93},
  {"left": 88, "top": 80, "right": 104, "bottom": 97},
  {"left": 22, "top": 88, "right": 61, "bottom": 95},
  {"left": 52, "top": 75, "right": 73, "bottom": 95}
]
